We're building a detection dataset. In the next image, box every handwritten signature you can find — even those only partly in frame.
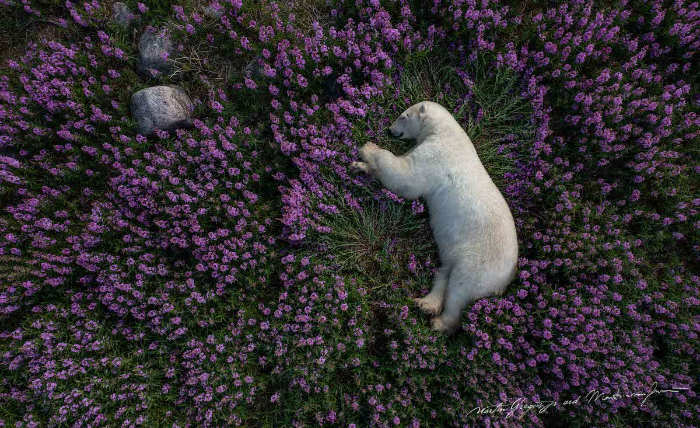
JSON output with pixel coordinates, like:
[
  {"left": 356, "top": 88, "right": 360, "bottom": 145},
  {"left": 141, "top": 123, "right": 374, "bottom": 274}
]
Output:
[{"left": 466, "top": 382, "right": 689, "bottom": 419}]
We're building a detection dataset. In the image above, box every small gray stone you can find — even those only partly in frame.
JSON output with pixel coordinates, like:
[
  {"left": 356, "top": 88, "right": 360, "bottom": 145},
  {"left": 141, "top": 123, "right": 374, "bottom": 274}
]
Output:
[
  {"left": 203, "top": 6, "right": 223, "bottom": 19},
  {"left": 137, "top": 30, "right": 175, "bottom": 77},
  {"left": 112, "top": 2, "right": 137, "bottom": 28},
  {"left": 322, "top": 73, "right": 342, "bottom": 101},
  {"left": 130, "top": 86, "right": 193, "bottom": 136},
  {"left": 244, "top": 54, "right": 265, "bottom": 77}
]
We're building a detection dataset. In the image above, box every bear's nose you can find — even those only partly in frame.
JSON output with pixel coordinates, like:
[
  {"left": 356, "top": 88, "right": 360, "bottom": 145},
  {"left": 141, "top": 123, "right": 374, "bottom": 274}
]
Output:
[{"left": 386, "top": 128, "right": 393, "bottom": 137}]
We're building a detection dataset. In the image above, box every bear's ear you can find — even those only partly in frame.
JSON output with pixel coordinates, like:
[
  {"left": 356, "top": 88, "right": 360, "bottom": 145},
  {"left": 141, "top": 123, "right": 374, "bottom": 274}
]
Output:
[{"left": 419, "top": 103, "right": 428, "bottom": 114}]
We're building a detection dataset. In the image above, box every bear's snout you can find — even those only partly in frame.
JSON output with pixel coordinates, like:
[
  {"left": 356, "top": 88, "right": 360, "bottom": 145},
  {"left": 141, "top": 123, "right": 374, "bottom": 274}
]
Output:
[{"left": 387, "top": 128, "right": 402, "bottom": 138}]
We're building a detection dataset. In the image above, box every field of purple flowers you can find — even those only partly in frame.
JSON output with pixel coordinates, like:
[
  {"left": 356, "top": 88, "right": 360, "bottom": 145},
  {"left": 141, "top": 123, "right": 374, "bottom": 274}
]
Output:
[{"left": 0, "top": 0, "right": 699, "bottom": 426}]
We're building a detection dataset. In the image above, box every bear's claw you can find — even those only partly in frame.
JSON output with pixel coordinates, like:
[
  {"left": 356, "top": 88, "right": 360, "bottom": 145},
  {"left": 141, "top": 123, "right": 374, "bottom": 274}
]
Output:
[{"left": 413, "top": 297, "right": 443, "bottom": 315}]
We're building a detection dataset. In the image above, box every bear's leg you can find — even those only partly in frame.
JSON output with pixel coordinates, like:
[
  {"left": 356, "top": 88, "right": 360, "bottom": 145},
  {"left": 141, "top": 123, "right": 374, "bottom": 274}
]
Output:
[
  {"left": 430, "top": 262, "right": 485, "bottom": 333},
  {"left": 365, "top": 149, "right": 422, "bottom": 200},
  {"left": 414, "top": 265, "right": 451, "bottom": 315}
]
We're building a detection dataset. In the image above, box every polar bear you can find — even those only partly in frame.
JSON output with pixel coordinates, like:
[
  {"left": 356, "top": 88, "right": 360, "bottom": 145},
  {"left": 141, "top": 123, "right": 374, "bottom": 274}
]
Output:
[{"left": 351, "top": 101, "right": 518, "bottom": 333}]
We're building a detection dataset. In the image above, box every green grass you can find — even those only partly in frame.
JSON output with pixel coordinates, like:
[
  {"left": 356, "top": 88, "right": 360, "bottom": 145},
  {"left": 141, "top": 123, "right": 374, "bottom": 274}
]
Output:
[{"left": 318, "top": 197, "right": 435, "bottom": 291}]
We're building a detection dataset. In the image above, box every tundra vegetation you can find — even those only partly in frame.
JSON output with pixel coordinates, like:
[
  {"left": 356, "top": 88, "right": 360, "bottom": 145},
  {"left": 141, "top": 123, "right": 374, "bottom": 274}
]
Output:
[{"left": 0, "top": 0, "right": 698, "bottom": 427}]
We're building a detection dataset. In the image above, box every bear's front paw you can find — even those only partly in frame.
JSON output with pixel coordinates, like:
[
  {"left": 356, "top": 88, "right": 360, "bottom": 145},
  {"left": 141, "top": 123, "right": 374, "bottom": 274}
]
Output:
[{"left": 360, "top": 142, "right": 380, "bottom": 162}]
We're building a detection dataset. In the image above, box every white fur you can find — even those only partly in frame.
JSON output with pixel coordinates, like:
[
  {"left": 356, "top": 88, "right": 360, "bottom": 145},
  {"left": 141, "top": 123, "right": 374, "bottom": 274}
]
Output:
[{"left": 351, "top": 101, "right": 518, "bottom": 333}]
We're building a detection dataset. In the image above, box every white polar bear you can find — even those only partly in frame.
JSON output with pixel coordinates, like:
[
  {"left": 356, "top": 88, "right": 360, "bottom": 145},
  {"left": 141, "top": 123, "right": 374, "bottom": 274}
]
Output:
[{"left": 351, "top": 101, "right": 518, "bottom": 333}]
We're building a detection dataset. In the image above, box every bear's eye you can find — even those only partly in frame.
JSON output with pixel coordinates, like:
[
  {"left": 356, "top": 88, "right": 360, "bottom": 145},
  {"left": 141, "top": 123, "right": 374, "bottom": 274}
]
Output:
[{"left": 400, "top": 115, "right": 406, "bottom": 120}]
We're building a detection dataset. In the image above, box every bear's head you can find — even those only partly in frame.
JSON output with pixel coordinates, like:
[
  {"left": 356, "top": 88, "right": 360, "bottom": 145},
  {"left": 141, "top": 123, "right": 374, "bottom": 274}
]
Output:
[{"left": 387, "top": 101, "right": 446, "bottom": 140}]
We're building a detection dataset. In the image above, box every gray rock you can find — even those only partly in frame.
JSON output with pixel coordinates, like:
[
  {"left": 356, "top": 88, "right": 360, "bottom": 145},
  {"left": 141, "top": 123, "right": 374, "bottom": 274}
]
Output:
[
  {"left": 203, "top": 6, "right": 223, "bottom": 19},
  {"left": 130, "top": 86, "right": 193, "bottom": 136},
  {"left": 322, "top": 73, "right": 342, "bottom": 101},
  {"left": 244, "top": 54, "right": 265, "bottom": 77},
  {"left": 137, "top": 30, "right": 175, "bottom": 77},
  {"left": 112, "top": 2, "right": 137, "bottom": 28}
]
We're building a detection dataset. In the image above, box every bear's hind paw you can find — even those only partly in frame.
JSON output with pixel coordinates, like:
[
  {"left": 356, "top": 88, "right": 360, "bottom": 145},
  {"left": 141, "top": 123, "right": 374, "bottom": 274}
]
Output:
[{"left": 430, "top": 316, "right": 460, "bottom": 334}]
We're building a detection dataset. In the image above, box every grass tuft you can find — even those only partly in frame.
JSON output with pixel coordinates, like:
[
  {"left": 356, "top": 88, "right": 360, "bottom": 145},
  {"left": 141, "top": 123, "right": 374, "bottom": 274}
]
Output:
[{"left": 318, "top": 198, "right": 435, "bottom": 289}]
